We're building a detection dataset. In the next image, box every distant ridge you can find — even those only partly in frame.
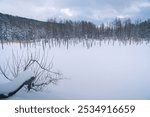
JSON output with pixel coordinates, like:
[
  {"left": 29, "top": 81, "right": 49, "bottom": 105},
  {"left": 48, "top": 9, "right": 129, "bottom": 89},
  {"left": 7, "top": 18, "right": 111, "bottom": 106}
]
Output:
[{"left": 0, "top": 12, "right": 45, "bottom": 23}]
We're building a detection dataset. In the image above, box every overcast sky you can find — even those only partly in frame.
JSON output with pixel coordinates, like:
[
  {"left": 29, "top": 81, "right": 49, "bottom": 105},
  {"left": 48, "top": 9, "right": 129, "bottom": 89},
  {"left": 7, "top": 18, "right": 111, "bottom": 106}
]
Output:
[{"left": 0, "top": 0, "right": 150, "bottom": 23}]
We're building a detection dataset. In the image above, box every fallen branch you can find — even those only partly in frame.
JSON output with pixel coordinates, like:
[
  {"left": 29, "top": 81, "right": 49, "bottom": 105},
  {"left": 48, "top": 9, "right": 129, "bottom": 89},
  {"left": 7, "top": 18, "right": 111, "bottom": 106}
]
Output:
[
  {"left": 0, "top": 51, "right": 63, "bottom": 99},
  {"left": 0, "top": 70, "right": 35, "bottom": 99}
]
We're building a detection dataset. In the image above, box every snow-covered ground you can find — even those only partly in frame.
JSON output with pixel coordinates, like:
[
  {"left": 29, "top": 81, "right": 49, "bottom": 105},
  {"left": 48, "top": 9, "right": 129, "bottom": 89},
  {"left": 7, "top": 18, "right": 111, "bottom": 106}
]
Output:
[{"left": 0, "top": 40, "right": 150, "bottom": 100}]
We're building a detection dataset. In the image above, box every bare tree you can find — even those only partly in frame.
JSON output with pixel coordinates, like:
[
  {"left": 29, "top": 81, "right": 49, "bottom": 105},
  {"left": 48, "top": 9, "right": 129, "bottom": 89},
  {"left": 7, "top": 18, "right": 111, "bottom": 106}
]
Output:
[{"left": 0, "top": 51, "right": 63, "bottom": 99}]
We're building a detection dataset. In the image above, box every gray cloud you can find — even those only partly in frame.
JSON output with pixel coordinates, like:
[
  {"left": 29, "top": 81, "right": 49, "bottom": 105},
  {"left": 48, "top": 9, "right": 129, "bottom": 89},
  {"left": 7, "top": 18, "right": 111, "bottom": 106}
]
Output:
[{"left": 0, "top": 0, "right": 150, "bottom": 23}]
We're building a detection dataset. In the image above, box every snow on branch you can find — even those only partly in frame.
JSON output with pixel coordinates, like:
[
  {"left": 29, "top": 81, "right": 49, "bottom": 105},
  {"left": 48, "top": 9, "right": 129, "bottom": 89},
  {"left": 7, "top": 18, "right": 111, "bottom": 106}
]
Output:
[
  {"left": 0, "top": 70, "right": 35, "bottom": 99},
  {"left": 0, "top": 51, "right": 63, "bottom": 99}
]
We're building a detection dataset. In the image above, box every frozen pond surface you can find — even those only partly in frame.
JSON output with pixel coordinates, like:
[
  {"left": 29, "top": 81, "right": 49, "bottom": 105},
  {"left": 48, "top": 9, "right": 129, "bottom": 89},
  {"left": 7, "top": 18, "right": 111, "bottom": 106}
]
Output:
[{"left": 0, "top": 40, "right": 150, "bottom": 100}]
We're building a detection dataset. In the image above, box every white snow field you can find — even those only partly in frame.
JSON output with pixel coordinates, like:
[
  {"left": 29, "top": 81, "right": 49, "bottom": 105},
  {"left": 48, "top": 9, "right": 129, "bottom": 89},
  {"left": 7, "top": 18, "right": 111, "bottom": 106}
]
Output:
[{"left": 0, "top": 40, "right": 150, "bottom": 100}]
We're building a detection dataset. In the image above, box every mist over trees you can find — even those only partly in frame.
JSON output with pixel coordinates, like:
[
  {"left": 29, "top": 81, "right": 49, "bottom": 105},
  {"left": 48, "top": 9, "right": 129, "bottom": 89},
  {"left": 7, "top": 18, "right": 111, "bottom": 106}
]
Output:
[{"left": 0, "top": 12, "right": 150, "bottom": 42}]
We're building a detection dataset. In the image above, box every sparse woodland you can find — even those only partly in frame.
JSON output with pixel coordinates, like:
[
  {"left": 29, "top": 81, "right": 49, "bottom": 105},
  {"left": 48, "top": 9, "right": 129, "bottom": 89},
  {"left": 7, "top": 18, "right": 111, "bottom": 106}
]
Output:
[{"left": 0, "top": 12, "right": 150, "bottom": 42}]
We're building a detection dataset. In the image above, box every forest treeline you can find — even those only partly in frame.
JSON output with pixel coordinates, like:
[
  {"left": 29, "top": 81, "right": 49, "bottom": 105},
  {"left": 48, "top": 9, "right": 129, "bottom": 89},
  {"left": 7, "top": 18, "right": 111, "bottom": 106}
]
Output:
[{"left": 0, "top": 12, "right": 150, "bottom": 41}]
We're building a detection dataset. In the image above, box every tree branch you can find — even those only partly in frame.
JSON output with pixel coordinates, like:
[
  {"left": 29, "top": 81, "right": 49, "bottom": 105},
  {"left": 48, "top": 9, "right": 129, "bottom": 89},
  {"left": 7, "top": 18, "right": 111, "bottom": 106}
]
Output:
[
  {"left": 0, "top": 76, "right": 35, "bottom": 99},
  {"left": 0, "top": 66, "right": 12, "bottom": 81}
]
